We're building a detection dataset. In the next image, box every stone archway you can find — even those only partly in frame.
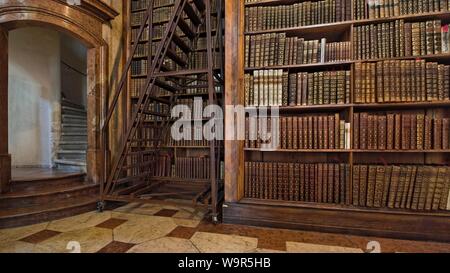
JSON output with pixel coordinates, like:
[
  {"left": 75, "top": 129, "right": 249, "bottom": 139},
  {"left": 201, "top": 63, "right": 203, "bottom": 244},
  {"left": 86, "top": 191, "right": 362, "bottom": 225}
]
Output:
[{"left": 0, "top": 0, "right": 118, "bottom": 192}]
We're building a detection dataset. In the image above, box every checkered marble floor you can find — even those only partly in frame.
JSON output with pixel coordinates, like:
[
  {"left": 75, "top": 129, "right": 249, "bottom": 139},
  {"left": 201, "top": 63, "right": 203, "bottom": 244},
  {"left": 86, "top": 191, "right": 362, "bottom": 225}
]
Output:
[{"left": 1, "top": 202, "right": 449, "bottom": 253}]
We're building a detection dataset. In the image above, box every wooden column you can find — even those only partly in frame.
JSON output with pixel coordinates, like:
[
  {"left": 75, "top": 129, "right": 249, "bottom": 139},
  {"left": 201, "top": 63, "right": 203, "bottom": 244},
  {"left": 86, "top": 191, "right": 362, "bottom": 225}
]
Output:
[
  {"left": 0, "top": 27, "right": 11, "bottom": 193},
  {"left": 224, "top": 0, "right": 244, "bottom": 202},
  {"left": 86, "top": 46, "right": 107, "bottom": 184}
]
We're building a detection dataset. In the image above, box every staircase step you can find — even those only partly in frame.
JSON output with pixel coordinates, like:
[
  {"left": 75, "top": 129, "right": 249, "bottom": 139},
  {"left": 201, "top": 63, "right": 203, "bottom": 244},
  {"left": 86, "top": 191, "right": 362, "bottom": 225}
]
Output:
[
  {"left": 61, "top": 98, "right": 85, "bottom": 110},
  {"left": 166, "top": 48, "right": 187, "bottom": 67},
  {"left": 11, "top": 173, "right": 86, "bottom": 192},
  {"left": 172, "top": 33, "right": 192, "bottom": 54},
  {"left": 62, "top": 106, "right": 86, "bottom": 114},
  {"left": 62, "top": 132, "right": 87, "bottom": 136},
  {"left": 62, "top": 124, "right": 87, "bottom": 128},
  {"left": 193, "top": 0, "right": 205, "bottom": 12},
  {"left": 178, "top": 17, "right": 195, "bottom": 39},
  {"left": 183, "top": 2, "right": 202, "bottom": 25},
  {"left": 54, "top": 159, "right": 87, "bottom": 167},
  {"left": 58, "top": 150, "right": 86, "bottom": 155},
  {"left": 62, "top": 114, "right": 87, "bottom": 120},
  {"left": 0, "top": 184, "right": 98, "bottom": 209},
  {"left": 0, "top": 196, "right": 98, "bottom": 229}
]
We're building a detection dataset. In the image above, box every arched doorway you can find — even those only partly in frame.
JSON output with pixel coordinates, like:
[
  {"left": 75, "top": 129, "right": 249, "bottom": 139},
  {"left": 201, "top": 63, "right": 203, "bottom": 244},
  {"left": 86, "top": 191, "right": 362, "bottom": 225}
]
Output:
[{"left": 0, "top": 0, "right": 118, "bottom": 193}]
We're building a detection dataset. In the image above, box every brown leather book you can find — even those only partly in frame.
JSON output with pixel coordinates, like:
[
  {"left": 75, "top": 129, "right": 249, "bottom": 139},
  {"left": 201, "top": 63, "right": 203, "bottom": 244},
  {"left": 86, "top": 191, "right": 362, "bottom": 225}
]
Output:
[
  {"left": 308, "top": 116, "right": 313, "bottom": 149},
  {"left": 417, "top": 166, "right": 431, "bottom": 210},
  {"left": 299, "top": 164, "right": 305, "bottom": 201},
  {"left": 329, "top": 115, "right": 335, "bottom": 148},
  {"left": 335, "top": 114, "right": 341, "bottom": 149},
  {"left": 323, "top": 163, "right": 329, "bottom": 203},
  {"left": 432, "top": 167, "right": 447, "bottom": 210},
  {"left": 304, "top": 164, "right": 310, "bottom": 202},
  {"left": 359, "top": 165, "right": 368, "bottom": 207},
  {"left": 405, "top": 166, "right": 417, "bottom": 209},
  {"left": 288, "top": 163, "right": 295, "bottom": 201},
  {"left": 411, "top": 166, "right": 425, "bottom": 210},
  {"left": 317, "top": 163, "right": 323, "bottom": 203},
  {"left": 339, "top": 164, "right": 346, "bottom": 204},
  {"left": 268, "top": 162, "right": 274, "bottom": 200},
  {"left": 381, "top": 165, "right": 393, "bottom": 207},
  {"left": 386, "top": 114, "right": 395, "bottom": 150},
  {"left": 334, "top": 164, "right": 340, "bottom": 204},
  {"left": 318, "top": 116, "right": 324, "bottom": 149},
  {"left": 281, "top": 117, "right": 287, "bottom": 149},
  {"left": 388, "top": 166, "right": 401, "bottom": 208},
  {"left": 293, "top": 163, "right": 300, "bottom": 201},
  {"left": 394, "top": 114, "right": 402, "bottom": 150},
  {"left": 292, "top": 117, "right": 298, "bottom": 149},
  {"left": 327, "top": 163, "right": 334, "bottom": 203},
  {"left": 439, "top": 167, "right": 450, "bottom": 210},
  {"left": 245, "top": 162, "right": 250, "bottom": 197},
  {"left": 313, "top": 116, "right": 319, "bottom": 149},
  {"left": 434, "top": 117, "right": 442, "bottom": 150},
  {"left": 401, "top": 114, "right": 411, "bottom": 150},
  {"left": 367, "top": 114, "right": 375, "bottom": 150},
  {"left": 360, "top": 113, "right": 368, "bottom": 150},
  {"left": 298, "top": 117, "right": 304, "bottom": 149},
  {"left": 424, "top": 115, "right": 432, "bottom": 149},
  {"left": 410, "top": 115, "right": 417, "bottom": 150},
  {"left": 287, "top": 117, "right": 293, "bottom": 149},
  {"left": 352, "top": 165, "right": 360, "bottom": 206},
  {"left": 323, "top": 115, "right": 329, "bottom": 149},
  {"left": 378, "top": 115, "right": 387, "bottom": 150},
  {"left": 394, "top": 166, "right": 408, "bottom": 208},
  {"left": 424, "top": 166, "right": 438, "bottom": 210},
  {"left": 442, "top": 118, "right": 450, "bottom": 150},
  {"left": 416, "top": 114, "right": 425, "bottom": 150},
  {"left": 373, "top": 165, "right": 386, "bottom": 208},
  {"left": 366, "top": 165, "right": 377, "bottom": 207},
  {"left": 353, "top": 113, "right": 360, "bottom": 150}
]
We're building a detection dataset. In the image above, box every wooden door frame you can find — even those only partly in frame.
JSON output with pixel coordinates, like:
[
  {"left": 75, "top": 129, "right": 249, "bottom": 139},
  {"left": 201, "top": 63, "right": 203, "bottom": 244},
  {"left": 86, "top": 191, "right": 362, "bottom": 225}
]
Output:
[{"left": 0, "top": 0, "right": 118, "bottom": 193}]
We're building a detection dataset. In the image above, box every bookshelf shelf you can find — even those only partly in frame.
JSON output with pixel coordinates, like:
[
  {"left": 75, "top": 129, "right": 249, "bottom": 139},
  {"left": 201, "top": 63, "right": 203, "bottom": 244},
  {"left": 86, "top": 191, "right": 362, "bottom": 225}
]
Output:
[{"left": 225, "top": 0, "right": 450, "bottom": 242}]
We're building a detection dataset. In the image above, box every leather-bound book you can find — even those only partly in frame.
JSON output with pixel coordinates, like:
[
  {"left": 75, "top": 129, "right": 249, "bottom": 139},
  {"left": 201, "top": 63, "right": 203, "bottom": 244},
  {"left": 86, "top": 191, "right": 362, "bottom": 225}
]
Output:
[
  {"left": 353, "top": 113, "right": 360, "bottom": 150},
  {"left": 410, "top": 115, "right": 417, "bottom": 150},
  {"left": 424, "top": 115, "right": 432, "bottom": 149},
  {"left": 323, "top": 163, "right": 329, "bottom": 203},
  {"left": 434, "top": 118, "right": 442, "bottom": 150},
  {"left": 367, "top": 114, "right": 375, "bottom": 150},
  {"left": 381, "top": 166, "right": 393, "bottom": 207},
  {"left": 245, "top": 162, "right": 250, "bottom": 197},
  {"left": 334, "top": 164, "right": 341, "bottom": 204},
  {"left": 329, "top": 115, "right": 335, "bottom": 149},
  {"left": 288, "top": 163, "right": 295, "bottom": 201},
  {"left": 366, "top": 165, "right": 377, "bottom": 207},
  {"left": 301, "top": 73, "right": 308, "bottom": 105},
  {"left": 386, "top": 114, "right": 395, "bottom": 150},
  {"left": 378, "top": 115, "right": 387, "bottom": 150},
  {"left": 443, "top": 118, "right": 449, "bottom": 149},
  {"left": 359, "top": 165, "right": 368, "bottom": 207},
  {"left": 339, "top": 164, "right": 346, "bottom": 204},
  {"left": 405, "top": 166, "right": 417, "bottom": 209},
  {"left": 373, "top": 165, "right": 386, "bottom": 208},
  {"left": 298, "top": 117, "right": 304, "bottom": 149},
  {"left": 417, "top": 166, "right": 431, "bottom": 210},
  {"left": 438, "top": 65, "right": 445, "bottom": 100},
  {"left": 434, "top": 20, "right": 442, "bottom": 54},
  {"left": 288, "top": 73, "right": 297, "bottom": 106},
  {"left": 440, "top": 167, "right": 450, "bottom": 210},
  {"left": 411, "top": 166, "right": 425, "bottom": 210},
  {"left": 327, "top": 163, "right": 334, "bottom": 203},
  {"left": 387, "top": 166, "right": 401, "bottom": 208},
  {"left": 354, "top": 62, "right": 362, "bottom": 103},
  {"left": 323, "top": 115, "right": 329, "bottom": 149},
  {"left": 426, "top": 20, "right": 435, "bottom": 55},
  {"left": 318, "top": 116, "right": 324, "bottom": 149},
  {"left": 317, "top": 163, "right": 323, "bottom": 203},
  {"left": 282, "top": 72, "right": 289, "bottom": 106},
  {"left": 394, "top": 114, "right": 402, "bottom": 150},
  {"left": 304, "top": 164, "right": 310, "bottom": 202},
  {"left": 432, "top": 167, "right": 447, "bottom": 210},
  {"left": 287, "top": 116, "right": 293, "bottom": 149},
  {"left": 281, "top": 117, "right": 287, "bottom": 149},
  {"left": 360, "top": 113, "right": 368, "bottom": 150},
  {"left": 292, "top": 117, "right": 298, "bottom": 150},
  {"left": 268, "top": 162, "right": 274, "bottom": 200},
  {"left": 299, "top": 164, "right": 305, "bottom": 201},
  {"left": 425, "top": 166, "right": 438, "bottom": 210},
  {"left": 402, "top": 114, "right": 411, "bottom": 150},
  {"left": 345, "top": 164, "right": 352, "bottom": 204},
  {"left": 308, "top": 116, "right": 313, "bottom": 149},
  {"left": 278, "top": 33, "right": 286, "bottom": 66},
  {"left": 394, "top": 166, "right": 408, "bottom": 208},
  {"left": 296, "top": 73, "right": 303, "bottom": 106},
  {"left": 353, "top": 165, "right": 360, "bottom": 206},
  {"left": 293, "top": 163, "right": 300, "bottom": 201}
]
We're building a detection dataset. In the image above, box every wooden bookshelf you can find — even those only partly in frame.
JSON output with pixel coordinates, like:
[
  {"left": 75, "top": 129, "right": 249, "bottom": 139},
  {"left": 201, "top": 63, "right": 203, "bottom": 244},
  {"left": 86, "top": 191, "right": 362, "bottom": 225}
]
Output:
[{"left": 225, "top": 0, "right": 450, "bottom": 242}]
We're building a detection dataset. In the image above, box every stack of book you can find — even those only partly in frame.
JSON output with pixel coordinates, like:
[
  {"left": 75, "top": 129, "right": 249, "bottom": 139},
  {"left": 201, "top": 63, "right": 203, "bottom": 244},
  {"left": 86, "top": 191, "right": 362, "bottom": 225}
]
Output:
[{"left": 353, "top": 112, "right": 450, "bottom": 150}]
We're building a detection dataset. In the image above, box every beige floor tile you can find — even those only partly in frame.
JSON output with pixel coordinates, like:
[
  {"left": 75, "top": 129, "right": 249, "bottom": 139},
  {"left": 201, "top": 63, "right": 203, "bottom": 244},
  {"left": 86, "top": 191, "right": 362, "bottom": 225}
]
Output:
[
  {"left": 286, "top": 241, "right": 364, "bottom": 253},
  {"left": 113, "top": 216, "right": 177, "bottom": 244},
  {"left": 252, "top": 248, "right": 286, "bottom": 253},
  {"left": 128, "top": 237, "right": 199, "bottom": 253},
  {"left": 114, "top": 203, "right": 162, "bottom": 216},
  {"left": 47, "top": 211, "right": 111, "bottom": 233},
  {"left": 0, "top": 222, "right": 48, "bottom": 243},
  {"left": 190, "top": 232, "right": 258, "bottom": 253},
  {"left": 0, "top": 240, "right": 37, "bottom": 253},
  {"left": 173, "top": 218, "right": 201, "bottom": 228},
  {"left": 36, "top": 227, "right": 113, "bottom": 253}
]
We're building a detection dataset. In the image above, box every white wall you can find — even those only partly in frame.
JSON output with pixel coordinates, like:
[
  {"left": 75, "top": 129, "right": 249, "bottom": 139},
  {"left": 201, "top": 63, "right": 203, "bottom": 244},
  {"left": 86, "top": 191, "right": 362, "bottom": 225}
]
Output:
[{"left": 8, "top": 27, "right": 61, "bottom": 168}]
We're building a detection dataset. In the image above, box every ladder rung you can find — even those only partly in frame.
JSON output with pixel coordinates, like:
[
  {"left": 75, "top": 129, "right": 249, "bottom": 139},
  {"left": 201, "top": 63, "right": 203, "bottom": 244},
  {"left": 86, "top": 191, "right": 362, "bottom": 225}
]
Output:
[
  {"left": 141, "top": 110, "right": 169, "bottom": 117},
  {"left": 183, "top": 2, "right": 202, "bottom": 26},
  {"left": 177, "top": 17, "right": 195, "bottom": 39},
  {"left": 155, "top": 68, "right": 208, "bottom": 77},
  {"left": 172, "top": 33, "right": 192, "bottom": 54},
  {"left": 193, "top": 0, "right": 205, "bottom": 12},
  {"left": 166, "top": 48, "right": 187, "bottom": 67}
]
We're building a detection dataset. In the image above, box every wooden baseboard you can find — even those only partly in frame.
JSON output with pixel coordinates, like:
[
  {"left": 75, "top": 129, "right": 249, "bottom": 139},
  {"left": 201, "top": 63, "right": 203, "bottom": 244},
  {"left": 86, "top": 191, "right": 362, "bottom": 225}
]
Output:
[{"left": 223, "top": 201, "right": 450, "bottom": 242}]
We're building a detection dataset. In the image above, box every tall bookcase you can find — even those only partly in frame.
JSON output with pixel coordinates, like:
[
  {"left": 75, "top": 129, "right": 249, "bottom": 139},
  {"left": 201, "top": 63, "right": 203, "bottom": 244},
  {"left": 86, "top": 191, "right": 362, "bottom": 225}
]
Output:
[
  {"left": 224, "top": 0, "right": 450, "bottom": 241},
  {"left": 123, "top": 0, "right": 225, "bottom": 214}
]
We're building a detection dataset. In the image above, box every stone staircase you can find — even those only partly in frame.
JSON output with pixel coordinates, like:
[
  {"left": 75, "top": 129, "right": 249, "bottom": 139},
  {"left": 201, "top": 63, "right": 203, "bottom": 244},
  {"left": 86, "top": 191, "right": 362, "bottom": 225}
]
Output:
[{"left": 55, "top": 98, "right": 87, "bottom": 172}]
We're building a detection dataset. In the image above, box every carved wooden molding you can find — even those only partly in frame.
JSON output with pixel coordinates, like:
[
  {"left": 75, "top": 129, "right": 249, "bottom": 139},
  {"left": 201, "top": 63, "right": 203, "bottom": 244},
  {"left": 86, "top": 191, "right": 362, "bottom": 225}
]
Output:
[{"left": 59, "top": 0, "right": 119, "bottom": 22}]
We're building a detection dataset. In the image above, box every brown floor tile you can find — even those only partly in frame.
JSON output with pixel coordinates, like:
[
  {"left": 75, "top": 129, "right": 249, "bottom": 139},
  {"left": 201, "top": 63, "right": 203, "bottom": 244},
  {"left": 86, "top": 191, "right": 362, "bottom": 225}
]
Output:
[
  {"left": 167, "top": 226, "right": 197, "bottom": 239},
  {"left": 19, "top": 230, "right": 61, "bottom": 244},
  {"left": 96, "top": 218, "right": 128, "bottom": 230},
  {"left": 97, "top": 241, "right": 135, "bottom": 253},
  {"left": 154, "top": 209, "right": 179, "bottom": 217},
  {"left": 257, "top": 237, "right": 286, "bottom": 251}
]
